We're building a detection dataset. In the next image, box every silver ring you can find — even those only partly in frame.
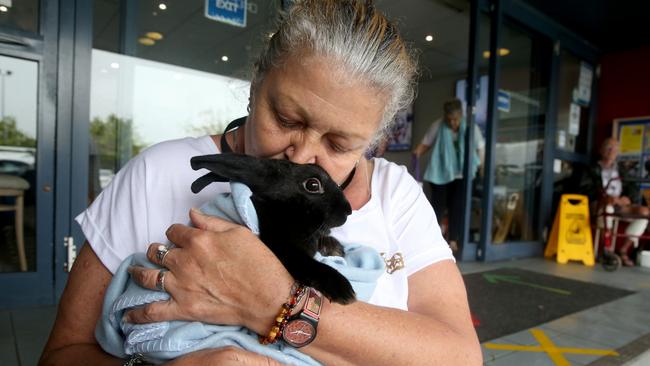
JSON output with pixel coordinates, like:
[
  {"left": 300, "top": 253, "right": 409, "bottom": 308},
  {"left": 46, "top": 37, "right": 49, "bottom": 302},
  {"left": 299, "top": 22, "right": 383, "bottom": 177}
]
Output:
[
  {"left": 156, "top": 245, "right": 171, "bottom": 266},
  {"left": 155, "top": 269, "right": 169, "bottom": 292}
]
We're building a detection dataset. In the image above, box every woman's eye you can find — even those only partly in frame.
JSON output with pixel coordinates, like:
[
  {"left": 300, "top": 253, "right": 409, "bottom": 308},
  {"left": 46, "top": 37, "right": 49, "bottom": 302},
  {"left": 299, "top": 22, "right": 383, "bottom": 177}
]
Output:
[
  {"left": 302, "top": 177, "right": 324, "bottom": 194},
  {"left": 330, "top": 141, "right": 350, "bottom": 154},
  {"left": 277, "top": 115, "right": 300, "bottom": 129}
]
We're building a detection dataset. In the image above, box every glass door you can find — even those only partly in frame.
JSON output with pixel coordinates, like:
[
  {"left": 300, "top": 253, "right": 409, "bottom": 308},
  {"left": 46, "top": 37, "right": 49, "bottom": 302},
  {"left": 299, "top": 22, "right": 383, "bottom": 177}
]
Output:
[
  {"left": 0, "top": 1, "right": 57, "bottom": 307},
  {"left": 490, "top": 21, "right": 550, "bottom": 244},
  {"left": 479, "top": 16, "right": 553, "bottom": 261}
]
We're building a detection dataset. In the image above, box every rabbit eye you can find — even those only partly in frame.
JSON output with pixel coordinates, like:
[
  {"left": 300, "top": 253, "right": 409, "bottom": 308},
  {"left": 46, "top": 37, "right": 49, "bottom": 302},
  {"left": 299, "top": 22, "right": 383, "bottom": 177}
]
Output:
[{"left": 303, "top": 177, "right": 324, "bottom": 194}]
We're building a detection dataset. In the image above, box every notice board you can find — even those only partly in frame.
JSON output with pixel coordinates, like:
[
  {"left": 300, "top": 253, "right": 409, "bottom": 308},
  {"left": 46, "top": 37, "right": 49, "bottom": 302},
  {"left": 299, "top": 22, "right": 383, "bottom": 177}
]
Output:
[{"left": 613, "top": 116, "right": 650, "bottom": 204}]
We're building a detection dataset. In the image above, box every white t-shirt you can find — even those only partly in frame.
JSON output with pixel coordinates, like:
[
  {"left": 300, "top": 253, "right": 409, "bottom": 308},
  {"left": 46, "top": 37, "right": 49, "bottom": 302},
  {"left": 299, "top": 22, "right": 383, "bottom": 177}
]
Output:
[
  {"left": 601, "top": 165, "right": 622, "bottom": 198},
  {"left": 75, "top": 136, "right": 453, "bottom": 310}
]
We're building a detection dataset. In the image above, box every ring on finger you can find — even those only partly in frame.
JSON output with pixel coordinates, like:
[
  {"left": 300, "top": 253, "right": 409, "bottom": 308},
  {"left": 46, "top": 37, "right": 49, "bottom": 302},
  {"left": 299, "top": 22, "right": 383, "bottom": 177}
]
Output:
[
  {"left": 156, "top": 269, "right": 169, "bottom": 292},
  {"left": 156, "top": 244, "right": 172, "bottom": 266}
]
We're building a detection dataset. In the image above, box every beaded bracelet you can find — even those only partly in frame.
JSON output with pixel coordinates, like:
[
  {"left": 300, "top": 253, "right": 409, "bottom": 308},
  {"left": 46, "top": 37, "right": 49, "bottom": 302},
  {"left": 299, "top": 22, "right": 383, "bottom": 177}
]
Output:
[{"left": 259, "top": 283, "right": 307, "bottom": 345}]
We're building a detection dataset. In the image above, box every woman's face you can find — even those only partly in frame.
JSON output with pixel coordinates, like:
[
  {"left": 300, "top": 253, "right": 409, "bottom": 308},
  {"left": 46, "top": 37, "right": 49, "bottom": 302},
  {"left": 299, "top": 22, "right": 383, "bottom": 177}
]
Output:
[
  {"left": 601, "top": 139, "right": 619, "bottom": 161},
  {"left": 245, "top": 55, "right": 387, "bottom": 185},
  {"left": 445, "top": 111, "right": 462, "bottom": 131}
]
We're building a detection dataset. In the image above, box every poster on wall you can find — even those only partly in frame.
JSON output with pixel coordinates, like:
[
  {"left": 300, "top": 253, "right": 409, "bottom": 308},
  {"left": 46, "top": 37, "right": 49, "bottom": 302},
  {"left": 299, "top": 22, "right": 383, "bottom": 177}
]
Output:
[
  {"left": 618, "top": 124, "right": 644, "bottom": 155},
  {"left": 455, "top": 76, "right": 488, "bottom": 135},
  {"left": 613, "top": 117, "right": 650, "bottom": 181},
  {"left": 386, "top": 104, "right": 414, "bottom": 151},
  {"left": 613, "top": 117, "right": 650, "bottom": 206},
  {"left": 575, "top": 62, "right": 593, "bottom": 106}
]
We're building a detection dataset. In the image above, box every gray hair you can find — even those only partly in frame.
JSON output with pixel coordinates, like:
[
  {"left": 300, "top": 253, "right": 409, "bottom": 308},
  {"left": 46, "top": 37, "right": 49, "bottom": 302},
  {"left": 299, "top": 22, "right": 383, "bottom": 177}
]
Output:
[
  {"left": 443, "top": 98, "right": 463, "bottom": 115},
  {"left": 251, "top": 0, "right": 418, "bottom": 148}
]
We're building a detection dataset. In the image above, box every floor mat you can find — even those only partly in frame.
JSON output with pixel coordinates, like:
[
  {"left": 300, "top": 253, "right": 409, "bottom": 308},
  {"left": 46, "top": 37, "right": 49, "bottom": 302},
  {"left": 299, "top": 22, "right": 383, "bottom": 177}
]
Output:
[{"left": 464, "top": 267, "right": 634, "bottom": 342}]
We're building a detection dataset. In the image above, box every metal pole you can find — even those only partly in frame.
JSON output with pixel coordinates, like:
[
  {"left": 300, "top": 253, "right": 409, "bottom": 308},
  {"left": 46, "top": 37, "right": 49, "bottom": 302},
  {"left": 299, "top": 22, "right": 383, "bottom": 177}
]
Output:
[{"left": 1, "top": 69, "right": 7, "bottom": 142}]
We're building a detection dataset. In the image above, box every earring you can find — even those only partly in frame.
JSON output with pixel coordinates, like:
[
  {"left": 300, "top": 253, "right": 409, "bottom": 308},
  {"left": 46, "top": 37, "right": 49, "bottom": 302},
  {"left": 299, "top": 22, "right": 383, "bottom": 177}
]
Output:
[{"left": 247, "top": 104, "right": 251, "bottom": 113}]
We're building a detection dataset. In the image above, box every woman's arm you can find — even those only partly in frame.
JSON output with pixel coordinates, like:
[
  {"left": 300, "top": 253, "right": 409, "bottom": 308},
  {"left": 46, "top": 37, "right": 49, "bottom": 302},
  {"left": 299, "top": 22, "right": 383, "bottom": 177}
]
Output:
[
  {"left": 39, "top": 244, "right": 123, "bottom": 366},
  {"left": 127, "top": 211, "right": 481, "bottom": 366},
  {"left": 304, "top": 260, "right": 481, "bottom": 366},
  {"left": 412, "top": 143, "right": 430, "bottom": 158}
]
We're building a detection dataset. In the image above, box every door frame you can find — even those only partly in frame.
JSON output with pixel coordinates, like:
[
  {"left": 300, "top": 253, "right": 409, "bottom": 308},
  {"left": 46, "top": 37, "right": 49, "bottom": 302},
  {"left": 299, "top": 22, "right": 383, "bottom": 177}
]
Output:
[{"left": 53, "top": 0, "right": 93, "bottom": 299}]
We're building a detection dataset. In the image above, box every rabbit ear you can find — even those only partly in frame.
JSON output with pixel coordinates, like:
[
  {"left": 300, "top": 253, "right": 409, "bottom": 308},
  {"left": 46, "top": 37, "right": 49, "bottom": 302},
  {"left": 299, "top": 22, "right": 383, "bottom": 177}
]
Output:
[
  {"left": 190, "top": 153, "right": 273, "bottom": 190},
  {"left": 191, "top": 172, "right": 225, "bottom": 193}
]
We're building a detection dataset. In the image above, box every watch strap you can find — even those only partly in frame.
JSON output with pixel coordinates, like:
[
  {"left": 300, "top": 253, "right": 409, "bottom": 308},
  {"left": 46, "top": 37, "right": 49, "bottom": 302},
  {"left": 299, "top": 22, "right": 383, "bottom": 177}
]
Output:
[{"left": 300, "top": 287, "right": 323, "bottom": 322}]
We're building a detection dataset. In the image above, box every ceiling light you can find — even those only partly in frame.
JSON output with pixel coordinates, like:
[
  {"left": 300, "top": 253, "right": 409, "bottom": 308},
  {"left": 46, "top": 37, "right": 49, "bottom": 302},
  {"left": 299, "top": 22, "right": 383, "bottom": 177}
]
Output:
[
  {"left": 268, "top": 32, "right": 275, "bottom": 39},
  {"left": 138, "top": 37, "right": 155, "bottom": 46},
  {"left": 482, "top": 48, "right": 511, "bottom": 59},
  {"left": 158, "top": 3, "right": 167, "bottom": 10},
  {"left": 0, "top": 6, "right": 8, "bottom": 12},
  {"left": 425, "top": 35, "right": 434, "bottom": 42},
  {"left": 110, "top": 62, "right": 120, "bottom": 69},
  {"left": 221, "top": 56, "right": 229, "bottom": 62},
  {"left": 145, "top": 32, "right": 163, "bottom": 40}
]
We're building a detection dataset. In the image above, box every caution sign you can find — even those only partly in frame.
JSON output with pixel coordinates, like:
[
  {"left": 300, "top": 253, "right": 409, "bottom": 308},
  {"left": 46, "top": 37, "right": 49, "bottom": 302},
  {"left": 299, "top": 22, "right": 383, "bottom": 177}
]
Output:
[{"left": 545, "top": 194, "right": 594, "bottom": 266}]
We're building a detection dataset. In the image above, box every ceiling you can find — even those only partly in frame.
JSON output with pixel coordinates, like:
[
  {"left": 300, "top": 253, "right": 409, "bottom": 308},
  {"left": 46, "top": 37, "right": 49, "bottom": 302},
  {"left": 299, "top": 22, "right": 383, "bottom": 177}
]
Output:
[
  {"left": 92, "top": 0, "right": 557, "bottom": 83},
  {"left": 94, "top": 0, "right": 493, "bottom": 81},
  {"left": 522, "top": 0, "right": 650, "bottom": 52}
]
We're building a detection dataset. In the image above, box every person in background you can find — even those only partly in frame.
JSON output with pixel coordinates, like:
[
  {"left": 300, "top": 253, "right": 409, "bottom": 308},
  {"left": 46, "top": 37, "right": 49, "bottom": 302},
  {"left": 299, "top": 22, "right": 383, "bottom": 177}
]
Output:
[
  {"left": 582, "top": 137, "right": 649, "bottom": 266},
  {"left": 413, "top": 98, "right": 485, "bottom": 254}
]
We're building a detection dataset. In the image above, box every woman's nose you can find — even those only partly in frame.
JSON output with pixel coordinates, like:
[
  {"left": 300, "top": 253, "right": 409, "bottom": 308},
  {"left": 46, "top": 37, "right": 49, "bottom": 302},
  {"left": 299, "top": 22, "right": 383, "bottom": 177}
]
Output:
[{"left": 284, "top": 138, "right": 318, "bottom": 164}]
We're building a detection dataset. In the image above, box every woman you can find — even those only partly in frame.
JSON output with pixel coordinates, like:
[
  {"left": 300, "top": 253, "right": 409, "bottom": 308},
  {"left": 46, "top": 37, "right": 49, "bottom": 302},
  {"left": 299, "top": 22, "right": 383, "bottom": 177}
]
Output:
[
  {"left": 412, "top": 99, "right": 485, "bottom": 253},
  {"left": 40, "top": 1, "right": 481, "bottom": 365},
  {"left": 584, "top": 137, "right": 649, "bottom": 267}
]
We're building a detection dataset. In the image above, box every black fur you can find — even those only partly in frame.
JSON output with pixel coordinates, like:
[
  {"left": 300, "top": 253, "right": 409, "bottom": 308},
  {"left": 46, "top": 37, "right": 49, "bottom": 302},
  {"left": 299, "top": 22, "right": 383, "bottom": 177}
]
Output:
[{"left": 190, "top": 153, "right": 356, "bottom": 304}]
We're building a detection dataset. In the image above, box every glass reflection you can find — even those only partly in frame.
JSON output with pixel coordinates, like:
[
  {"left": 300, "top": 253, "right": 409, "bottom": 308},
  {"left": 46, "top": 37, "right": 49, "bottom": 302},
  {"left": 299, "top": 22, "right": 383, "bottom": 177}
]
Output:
[
  {"left": 89, "top": 50, "right": 249, "bottom": 199},
  {"left": 556, "top": 52, "right": 593, "bottom": 154},
  {"left": 0, "top": 55, "right": 38, "bottom": 272},
  {"left": 0, "top": 0, "right": 39, "bottom": 33},
  {"left": 491, "top": 22, "right": 550, "bottom": 243}
]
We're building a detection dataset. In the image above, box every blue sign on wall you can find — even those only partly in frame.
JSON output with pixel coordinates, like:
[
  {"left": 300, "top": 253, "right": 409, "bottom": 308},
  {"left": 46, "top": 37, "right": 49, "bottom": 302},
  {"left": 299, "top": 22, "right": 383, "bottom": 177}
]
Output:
[
  {"left": 205, "top": 0, "right": 247, "bottom": 28},
  {"left": 497, "top": 90, "right": 511, "bottom": 113}
]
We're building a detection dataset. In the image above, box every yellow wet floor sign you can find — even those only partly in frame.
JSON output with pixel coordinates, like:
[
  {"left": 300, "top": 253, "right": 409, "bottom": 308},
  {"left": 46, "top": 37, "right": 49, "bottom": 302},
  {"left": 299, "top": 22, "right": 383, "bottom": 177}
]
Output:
[{"left": 545, "top": 194, "right": 594, "bottom": 266}]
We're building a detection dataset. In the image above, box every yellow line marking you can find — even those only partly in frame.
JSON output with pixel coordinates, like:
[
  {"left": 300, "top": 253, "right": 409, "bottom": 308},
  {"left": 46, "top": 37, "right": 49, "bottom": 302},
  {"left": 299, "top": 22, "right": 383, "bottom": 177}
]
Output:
[
  {"left": 484, "top": 328, "right": 619, "bottom": 365},
  {"left": 532, "top": 328, "right": 572, "bottom": 366}
]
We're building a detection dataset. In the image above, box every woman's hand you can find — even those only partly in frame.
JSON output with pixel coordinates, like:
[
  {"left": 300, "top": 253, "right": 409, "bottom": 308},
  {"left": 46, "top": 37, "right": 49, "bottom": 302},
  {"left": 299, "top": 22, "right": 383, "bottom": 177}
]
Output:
[
  {"left": 125, "top": 209, "right": 294, "bottom": 334},
  {"left": 164, "top": 347, "right": 286, "bottom": 366},
  {"left": 617, "top": 196, "right": 632, "bottom": 206}
]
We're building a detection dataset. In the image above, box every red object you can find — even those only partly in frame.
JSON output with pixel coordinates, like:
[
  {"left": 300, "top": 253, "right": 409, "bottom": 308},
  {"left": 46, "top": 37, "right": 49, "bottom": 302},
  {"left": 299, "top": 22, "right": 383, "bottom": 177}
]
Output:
[
  {"left": 471, "top": 312, "right": 481, "bottom": 327},
  {"left": 603, "top": 229, "right": 612, "bottom": 250}
]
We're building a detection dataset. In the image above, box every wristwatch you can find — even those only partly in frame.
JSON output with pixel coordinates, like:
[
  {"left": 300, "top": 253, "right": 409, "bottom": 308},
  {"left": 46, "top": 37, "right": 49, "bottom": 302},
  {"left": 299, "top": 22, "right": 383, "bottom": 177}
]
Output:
[{"left": 281, "top": 287, "right": 323, "bottom": 348}]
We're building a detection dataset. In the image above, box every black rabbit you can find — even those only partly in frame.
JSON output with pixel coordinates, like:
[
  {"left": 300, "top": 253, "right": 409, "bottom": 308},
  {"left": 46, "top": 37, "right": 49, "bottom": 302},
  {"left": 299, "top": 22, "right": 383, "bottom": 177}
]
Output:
[{"left": 190, "top": 153, "right": 356, "bottom": 304}]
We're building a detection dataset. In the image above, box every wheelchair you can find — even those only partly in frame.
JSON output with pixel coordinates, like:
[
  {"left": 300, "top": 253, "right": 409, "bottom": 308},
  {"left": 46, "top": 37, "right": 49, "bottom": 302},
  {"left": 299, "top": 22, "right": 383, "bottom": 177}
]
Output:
[{"left": 593, "top": 177, "right": 650, "bottom": 271}]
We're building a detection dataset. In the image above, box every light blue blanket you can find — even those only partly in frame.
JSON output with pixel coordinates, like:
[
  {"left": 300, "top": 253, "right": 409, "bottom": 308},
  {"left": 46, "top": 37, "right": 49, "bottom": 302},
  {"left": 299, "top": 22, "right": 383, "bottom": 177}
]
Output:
[{"left": 96, "top": 182, "right": 385, "bottom": 365}]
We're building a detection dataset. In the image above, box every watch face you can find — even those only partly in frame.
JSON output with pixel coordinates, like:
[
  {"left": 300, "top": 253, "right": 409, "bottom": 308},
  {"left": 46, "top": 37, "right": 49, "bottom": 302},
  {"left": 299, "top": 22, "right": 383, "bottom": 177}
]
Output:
[{"left": 282, "top": 318, "right": 316, "bottom": 348}]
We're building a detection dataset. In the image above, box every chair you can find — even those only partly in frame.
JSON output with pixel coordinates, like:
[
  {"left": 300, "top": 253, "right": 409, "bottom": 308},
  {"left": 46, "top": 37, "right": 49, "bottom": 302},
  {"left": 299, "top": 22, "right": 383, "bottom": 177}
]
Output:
[{"left": 0, "top": 174, "right": 30, "bottom": 272}]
